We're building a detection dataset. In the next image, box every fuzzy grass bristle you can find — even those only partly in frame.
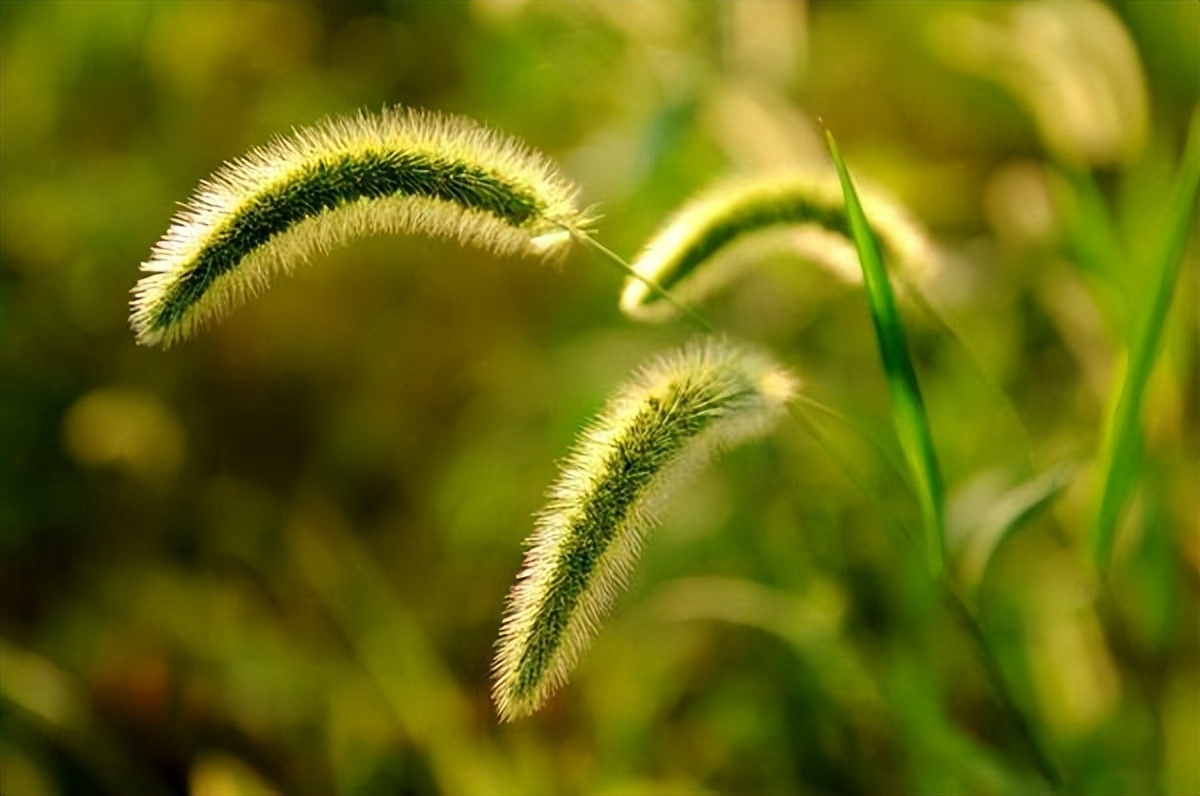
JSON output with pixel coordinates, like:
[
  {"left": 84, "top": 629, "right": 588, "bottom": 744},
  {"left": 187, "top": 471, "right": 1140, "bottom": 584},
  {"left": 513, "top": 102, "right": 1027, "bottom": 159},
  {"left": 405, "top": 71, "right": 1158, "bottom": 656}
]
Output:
[
  {"left": 492, "top": 337, "right": 797, "bottom": 721},
  {"left": 620, "top": 172, "right": 933, "bottom": 322},
  {"left": 131, "top": 106, "right": 589, "bottom": 347}
]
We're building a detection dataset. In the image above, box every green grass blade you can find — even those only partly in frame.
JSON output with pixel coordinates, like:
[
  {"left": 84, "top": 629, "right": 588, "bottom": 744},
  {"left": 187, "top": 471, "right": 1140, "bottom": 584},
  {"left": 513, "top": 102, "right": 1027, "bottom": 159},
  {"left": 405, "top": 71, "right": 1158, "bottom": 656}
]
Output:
[
  {"left": 825, "top": 129, "right": 946, "bottom": 577},
  {"left": 1092, "top": 110, "right": 1200, "bottom": 571},
  {"left": 951, "top": 463, "right": 1078, "bottom": 595},
  {"left": 1057, "top": 166, "right": 1128, "bottom": 282},
  {"left": 1054, "top": 166, "right": 1131, "bottom": 338}
]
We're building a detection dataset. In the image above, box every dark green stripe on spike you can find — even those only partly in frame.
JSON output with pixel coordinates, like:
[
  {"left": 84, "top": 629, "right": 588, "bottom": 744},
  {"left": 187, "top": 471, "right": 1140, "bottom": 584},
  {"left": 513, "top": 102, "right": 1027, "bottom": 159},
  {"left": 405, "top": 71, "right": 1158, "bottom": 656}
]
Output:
[
  {"left": 151, "top": 150, "right": 546, "bottom": 332},
  {"left": 512, "top": 377, "right": 744, "bottom": 698},
  {"left": 665, "top": 197, "right": 849, "bottom": 289}
]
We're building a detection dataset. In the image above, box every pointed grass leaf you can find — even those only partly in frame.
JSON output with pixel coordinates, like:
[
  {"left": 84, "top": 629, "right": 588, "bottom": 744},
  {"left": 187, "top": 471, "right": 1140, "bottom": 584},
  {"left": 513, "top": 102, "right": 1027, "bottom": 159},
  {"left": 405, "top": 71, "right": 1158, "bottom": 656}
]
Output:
[
  {"left": 825, "top": 129, "right": 946, "bottom": 577},
  {"left": 1091, "top": 109, "right": 1200, "bottom": 571}
]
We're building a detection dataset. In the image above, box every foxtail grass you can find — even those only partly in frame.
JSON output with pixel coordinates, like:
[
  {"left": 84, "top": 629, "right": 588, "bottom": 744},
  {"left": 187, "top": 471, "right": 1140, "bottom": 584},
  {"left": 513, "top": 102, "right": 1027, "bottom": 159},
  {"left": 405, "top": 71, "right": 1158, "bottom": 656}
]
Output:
[
  {"left": 492, "top": 337, "right": 796, "bottom": 720},
  {"left": 131, "top": 106, "right": 589, "bottom": 347},
  {"left": 620, "top": 172, "right": 933, "bottom": 322}
]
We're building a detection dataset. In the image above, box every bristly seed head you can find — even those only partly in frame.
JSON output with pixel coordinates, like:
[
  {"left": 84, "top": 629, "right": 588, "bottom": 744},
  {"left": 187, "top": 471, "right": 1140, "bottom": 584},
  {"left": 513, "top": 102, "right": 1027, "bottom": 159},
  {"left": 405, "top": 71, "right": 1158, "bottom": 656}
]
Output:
[
  {"left": 492, "top": 337, "right": 797, "bottom": 721},
  {"left": 620, "top": 172, "right": 934, "bottom": 322},
  {"left": 131, "top": 105, "right": 589, "bottom": 347}
]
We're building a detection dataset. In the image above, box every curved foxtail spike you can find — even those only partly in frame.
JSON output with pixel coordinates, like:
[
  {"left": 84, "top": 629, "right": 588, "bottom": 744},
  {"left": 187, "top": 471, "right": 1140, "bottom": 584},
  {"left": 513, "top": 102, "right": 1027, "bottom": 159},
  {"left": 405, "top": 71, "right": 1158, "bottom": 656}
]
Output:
[
  {"left": 620, "top": 172, "right": 934, "bottom": 322},
  {"left": 492, "top": 337, "right": 797, "bottom": 720},
  {"left": 131, "top": 106, "right": 589, "bottom": 347}
]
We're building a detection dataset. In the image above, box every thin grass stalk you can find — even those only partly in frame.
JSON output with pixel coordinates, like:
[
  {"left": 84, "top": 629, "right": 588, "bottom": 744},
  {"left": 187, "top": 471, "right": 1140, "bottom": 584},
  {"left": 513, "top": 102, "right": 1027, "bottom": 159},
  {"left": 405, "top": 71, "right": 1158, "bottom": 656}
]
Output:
[
  {"left": 791, "top": 410, "right": 1065, "bottom": 789},
  {"left": 942, "top": 588, "right": 1066, "bottom": 790},
  {"left": 570, "top": 230, "right": 718, "bottom": 334}
]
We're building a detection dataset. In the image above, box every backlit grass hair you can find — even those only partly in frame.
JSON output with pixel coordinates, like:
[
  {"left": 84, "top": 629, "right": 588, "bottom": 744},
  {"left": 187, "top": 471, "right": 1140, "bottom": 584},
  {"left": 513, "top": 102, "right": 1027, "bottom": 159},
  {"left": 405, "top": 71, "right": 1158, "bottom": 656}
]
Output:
[
  {"left": 620, "top": 172, "right": 933, "bottom": 321},
  {"left": 131, "top": 106, "right": 589, "bottom": 347},
  {"left": 493, "top": 336, "right": 797, "bottom": 721}
]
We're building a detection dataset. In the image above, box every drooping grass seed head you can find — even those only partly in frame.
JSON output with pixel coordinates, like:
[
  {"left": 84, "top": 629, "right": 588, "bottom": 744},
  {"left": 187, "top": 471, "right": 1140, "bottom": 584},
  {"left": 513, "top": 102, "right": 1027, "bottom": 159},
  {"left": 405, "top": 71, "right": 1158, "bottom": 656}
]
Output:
[
  {"left": 492, "top": 337, "right": 797, "bottom": 721},
  {"left": 932, "top": 0, "right": 1147, "bottom": 167},
  {"left": 131, "top": 106, "right": 589, "bottom": 347},
  {"left": 620, "top": 173, "right": 934, "bottom": 322}
]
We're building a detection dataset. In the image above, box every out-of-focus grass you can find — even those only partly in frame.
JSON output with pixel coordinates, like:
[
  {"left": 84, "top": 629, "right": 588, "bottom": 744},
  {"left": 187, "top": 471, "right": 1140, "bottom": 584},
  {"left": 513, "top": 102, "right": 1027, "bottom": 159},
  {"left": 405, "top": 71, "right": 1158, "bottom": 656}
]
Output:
[
  {"left": 1092, "top": 111, "right": 1200, "bottom": 571},
  {"left": 1, "top": 2, "right": 1197, "bottom": 795}
]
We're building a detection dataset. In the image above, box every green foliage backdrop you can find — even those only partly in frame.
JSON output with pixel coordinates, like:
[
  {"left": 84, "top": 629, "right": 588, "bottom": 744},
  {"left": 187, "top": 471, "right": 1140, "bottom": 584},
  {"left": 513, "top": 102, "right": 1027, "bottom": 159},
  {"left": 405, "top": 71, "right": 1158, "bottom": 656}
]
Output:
[{"left": 1, "top": 2, "right": 1197, "bottom": 794}]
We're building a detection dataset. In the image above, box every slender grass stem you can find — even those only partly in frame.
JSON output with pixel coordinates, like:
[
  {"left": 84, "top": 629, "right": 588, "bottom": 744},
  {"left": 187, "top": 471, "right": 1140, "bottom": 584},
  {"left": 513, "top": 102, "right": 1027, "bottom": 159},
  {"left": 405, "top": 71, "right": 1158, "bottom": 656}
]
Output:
[
  {"left": 825, "top": 128, "right": 946, "bottom": 577},
  {"left": 898, "top": 277, "right": 1038, "bottom": 476},
  {"left": 791, "top": 393, "right": 910, "bottom": 490},
  {"left": 1057, "top": 166, "right": 1128, "bottom": 288},
  {"left": 786, "top": 403, "right": 913, "bottom": 547},
  {"left": 943, "top": 587, "right": 1066, "bottom": 791},
  {"left": 1092, "top": 110, "right": 1200, "bottom": 571},
  {"left": 571, "top": 230, "right": 719, "bottom": 335},
  {"left": 789, "top": 402, "right": 1063, "bottom": 790}
]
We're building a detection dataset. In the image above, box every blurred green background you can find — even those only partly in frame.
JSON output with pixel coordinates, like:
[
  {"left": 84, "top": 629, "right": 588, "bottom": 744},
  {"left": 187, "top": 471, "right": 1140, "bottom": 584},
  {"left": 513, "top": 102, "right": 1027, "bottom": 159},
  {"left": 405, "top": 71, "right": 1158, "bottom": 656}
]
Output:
[{"left": 1, "top": 1, "right": 1197, "bottom": 794}]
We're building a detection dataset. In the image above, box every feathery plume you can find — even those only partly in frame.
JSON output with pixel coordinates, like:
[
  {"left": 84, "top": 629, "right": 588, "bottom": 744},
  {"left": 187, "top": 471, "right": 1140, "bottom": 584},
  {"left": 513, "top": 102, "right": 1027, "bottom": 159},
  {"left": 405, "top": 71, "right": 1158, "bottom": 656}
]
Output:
[
  {"left": 493, "top": 337, "right": 796, "bottom": 720},
  {"left": 131, "top": 106, "right": 588, "bottom": 347},
  {"left": 620, "top": 173, "right": 932, "bottom": 321}
]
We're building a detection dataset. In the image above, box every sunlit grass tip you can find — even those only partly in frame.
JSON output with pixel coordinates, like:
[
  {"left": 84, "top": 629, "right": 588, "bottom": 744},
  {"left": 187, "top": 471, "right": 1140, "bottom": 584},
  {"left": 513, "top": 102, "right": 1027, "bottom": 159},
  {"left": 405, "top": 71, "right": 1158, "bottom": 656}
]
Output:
[
  {"left": 492, "top": 337, "right": 797, "bottom": 721},
  {"left": 131, "top": 105, "right": 590, "bottom": 347},
  {"left": 620, "top": 172, "right": 935, "bottom": 321}
]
